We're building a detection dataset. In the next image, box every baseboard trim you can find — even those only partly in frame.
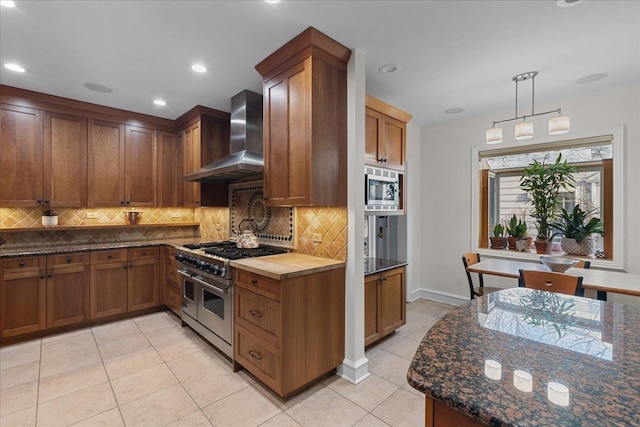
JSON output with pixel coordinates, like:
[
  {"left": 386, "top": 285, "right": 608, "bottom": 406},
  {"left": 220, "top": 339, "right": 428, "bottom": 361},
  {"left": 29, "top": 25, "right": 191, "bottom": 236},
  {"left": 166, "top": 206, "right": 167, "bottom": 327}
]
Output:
[
  {"left": 408, "top": 288, "right": 468, "bottom": 306},
  {"left": 337, "top": 357, "right": 370, "bottom": 384}
]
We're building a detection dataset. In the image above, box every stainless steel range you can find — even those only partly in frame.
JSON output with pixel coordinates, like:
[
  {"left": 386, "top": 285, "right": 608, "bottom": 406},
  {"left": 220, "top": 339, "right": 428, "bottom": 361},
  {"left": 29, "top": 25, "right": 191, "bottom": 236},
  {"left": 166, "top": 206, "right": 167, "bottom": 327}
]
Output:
[{"left": 174, "top": 241, "right": 288, "bottom": 359}]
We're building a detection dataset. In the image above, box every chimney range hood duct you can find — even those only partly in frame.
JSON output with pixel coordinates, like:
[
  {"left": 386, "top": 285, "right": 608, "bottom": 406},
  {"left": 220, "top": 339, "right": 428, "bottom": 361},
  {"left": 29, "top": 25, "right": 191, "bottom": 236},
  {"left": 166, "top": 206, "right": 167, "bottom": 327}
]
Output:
[{"left": 184, "top": 90, "right": 263, "bottom": 183}]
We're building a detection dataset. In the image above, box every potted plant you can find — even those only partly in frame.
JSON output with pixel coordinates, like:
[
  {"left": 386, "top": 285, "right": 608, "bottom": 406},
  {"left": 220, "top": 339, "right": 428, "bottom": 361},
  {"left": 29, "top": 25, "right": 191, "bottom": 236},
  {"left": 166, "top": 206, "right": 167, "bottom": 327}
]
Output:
[
  {"left": 520, "top": 154, "right": 576, "bottom": 254},
  {"left": 505, "top": 215, "right": 527, "bottom": 251},
  {"left": 551, "top": 204, "right": 604, "bottom": 256},
  {"left": 490, "top": 223, "right": 506, "bottom": 249},
  {"left": 42, "top": 209, "right": 58, "bottom": 227}
]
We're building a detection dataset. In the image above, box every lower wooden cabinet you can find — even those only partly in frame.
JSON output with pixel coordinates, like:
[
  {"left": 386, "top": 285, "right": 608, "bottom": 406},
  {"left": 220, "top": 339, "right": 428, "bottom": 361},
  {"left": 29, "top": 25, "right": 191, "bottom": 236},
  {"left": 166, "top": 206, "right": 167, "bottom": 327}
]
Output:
[
  {"left": 163, "top": 246, "right": 181, "bottom": 316},
  {"left": 127, "top": 247, "right": 160, "bottom": 311},
  {"left": 90, "top": 249, "right": 128, "bottom": 319},
  {"left": 365, "top": 266, "right": 406, "bottom": 346},
  {"left": 233, "top": 266, "right": 345, "bottom": 399},
  {"left": 46, "top": 253, "right": 90, "bottom": 328}
]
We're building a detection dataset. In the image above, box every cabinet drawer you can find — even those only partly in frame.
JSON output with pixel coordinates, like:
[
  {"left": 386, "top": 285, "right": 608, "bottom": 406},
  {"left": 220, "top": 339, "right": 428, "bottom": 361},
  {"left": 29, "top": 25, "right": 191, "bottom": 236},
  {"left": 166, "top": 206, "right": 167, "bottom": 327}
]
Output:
[
  {"left": 129, "top": 246, "right": 158, "bottom": 261},
  {"left": 235, "top": 270, "right": 280, "bottom": 301},
  {"left": 91, "top": 249, "right": 127, "bottom": 265},
  {"left": 165, "top": 286, "right": 182, "bottom": 313},
  {"left": 47, "top": 252, "right": 89, "bottom": 269},
  {"left": 1, "top": 256, "right": 45, "bottom": 274},
  {"left": 165, "top": 246, "right": 180, "bottom": 267},
  {"left": 235, "top": 325, "right": 278, "bottom": 389},
  {"left": 165, "top": 266, "right": 181, "bottom": 284},
  {"left": 235, "top": 287, "right": 279, "bottom": 347}
]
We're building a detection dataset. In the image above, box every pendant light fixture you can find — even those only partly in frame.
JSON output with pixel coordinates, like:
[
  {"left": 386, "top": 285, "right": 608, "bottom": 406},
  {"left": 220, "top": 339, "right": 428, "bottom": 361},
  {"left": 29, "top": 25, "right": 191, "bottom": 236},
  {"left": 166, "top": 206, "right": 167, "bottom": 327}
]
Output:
[{"left": 486, "top": 71, "right": 570, "bottom": 144}]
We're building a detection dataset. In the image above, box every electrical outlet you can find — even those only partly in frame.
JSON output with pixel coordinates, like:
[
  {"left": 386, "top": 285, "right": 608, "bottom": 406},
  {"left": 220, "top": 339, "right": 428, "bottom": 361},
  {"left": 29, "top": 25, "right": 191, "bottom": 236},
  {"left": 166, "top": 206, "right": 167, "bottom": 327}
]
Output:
[
  {"left": 312, "top": 233, "right": 322, "bottom": 243},
  {"left": 86, "top": 212, "right": 98, "bottom": 219},
  {"left": 216, "top": 223, "right": 222, "bottom": 231},
  {"left": 172, "top": 212, "right": 181, "bottom": 218}
]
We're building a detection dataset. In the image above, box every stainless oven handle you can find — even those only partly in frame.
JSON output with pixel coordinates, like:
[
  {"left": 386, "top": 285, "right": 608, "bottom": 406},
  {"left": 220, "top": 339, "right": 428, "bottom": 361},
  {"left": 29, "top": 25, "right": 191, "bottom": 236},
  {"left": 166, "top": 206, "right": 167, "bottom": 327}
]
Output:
[
  {"left": 190, "top": 275, "right": 230, "bottom": 296},
  {"left": 177, "top": 269, "right": 192, "bottom": 280}
]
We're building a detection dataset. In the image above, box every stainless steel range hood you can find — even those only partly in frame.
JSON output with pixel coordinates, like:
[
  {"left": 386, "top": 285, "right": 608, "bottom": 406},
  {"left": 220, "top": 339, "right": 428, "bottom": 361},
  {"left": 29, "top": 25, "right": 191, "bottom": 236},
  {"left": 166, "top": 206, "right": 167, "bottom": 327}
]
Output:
[{"left": 184, "top": 90, "right": 263, "bottom": 183}]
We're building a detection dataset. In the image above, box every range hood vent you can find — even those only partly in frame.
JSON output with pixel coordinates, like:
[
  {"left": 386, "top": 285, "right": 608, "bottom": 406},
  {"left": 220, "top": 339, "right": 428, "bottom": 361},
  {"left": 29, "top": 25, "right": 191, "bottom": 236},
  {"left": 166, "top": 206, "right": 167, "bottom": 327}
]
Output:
[{"left": 184, "top": 90, "right": 263, "bottom": 183}]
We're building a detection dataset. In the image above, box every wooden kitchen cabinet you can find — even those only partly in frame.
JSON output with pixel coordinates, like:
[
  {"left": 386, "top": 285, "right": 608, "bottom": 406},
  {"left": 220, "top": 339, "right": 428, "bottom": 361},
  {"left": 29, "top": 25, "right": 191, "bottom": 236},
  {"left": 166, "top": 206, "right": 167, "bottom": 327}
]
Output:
[
  {"left": 90, "top": 249, "right": 128, "bottom": 319},
  {"left": 163, "top": 245, "right": 182, "bottom": 316},
  {"left": 179, "top": 122, "right": 201, "bottom": 208},
  {"left": 45, "top": 252, "right": 90, "bottom": 328},
  {"left": 256, "top": 27, "right": 351, "bottom": 207},
  {"left": 233, "top": 266, "right": 345, "bottom": 398},
  {"left": 127, "top": 247, "right": 160, "bottom": 311},
  {"left": 364, "top": 266, "right": 406, "bottom": 346},
  {"left": 0, "top": 104, "right": 44, "bottom": 207},
  {"left": 0, "top": 256, "right": 47, "bottom": 338},
  {"left": 157, "top": 131, "right": 181, "bottom": 207},
  {"left": 365, "top": 95, "right": 412, "bottom": 172},
  {"left": 87, "top": 121, "right": 157, "bottom": 207}
]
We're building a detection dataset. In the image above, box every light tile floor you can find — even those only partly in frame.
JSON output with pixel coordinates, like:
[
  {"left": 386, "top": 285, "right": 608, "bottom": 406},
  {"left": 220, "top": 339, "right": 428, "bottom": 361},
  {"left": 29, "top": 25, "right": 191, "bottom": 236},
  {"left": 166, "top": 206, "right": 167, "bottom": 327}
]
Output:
[{"left": 0, "top": 299, "right": 454, "bottom": 427}]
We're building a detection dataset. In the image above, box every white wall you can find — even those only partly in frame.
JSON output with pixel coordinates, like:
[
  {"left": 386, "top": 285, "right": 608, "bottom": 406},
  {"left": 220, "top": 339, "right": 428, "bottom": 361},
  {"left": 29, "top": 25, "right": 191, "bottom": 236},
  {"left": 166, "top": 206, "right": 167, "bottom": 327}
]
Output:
[{"left": 415, "top": 84, "right": 640, "bottom": 306}]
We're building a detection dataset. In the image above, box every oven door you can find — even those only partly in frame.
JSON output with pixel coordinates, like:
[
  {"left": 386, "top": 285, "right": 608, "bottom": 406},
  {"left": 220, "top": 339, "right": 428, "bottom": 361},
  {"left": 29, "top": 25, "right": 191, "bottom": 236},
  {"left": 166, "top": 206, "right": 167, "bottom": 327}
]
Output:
[
  {"left": 178, "top": 270, "right": 198, "bottom": 320},
  {"left": 196, "top": 279, "right": 232, "bottom": 345}
]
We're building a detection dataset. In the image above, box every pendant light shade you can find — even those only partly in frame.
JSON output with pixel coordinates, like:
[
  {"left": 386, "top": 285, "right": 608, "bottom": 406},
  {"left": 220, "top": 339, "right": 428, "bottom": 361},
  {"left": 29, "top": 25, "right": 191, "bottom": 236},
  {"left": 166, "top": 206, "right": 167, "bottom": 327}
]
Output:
[
  {"left": 548, "top": 114, "right": 570, "bottom": 135},
  {"left": 485, "top": 127, "right": 503, "bottom": 144},
  {"left": 515, "top": 121, "right": 533, "bottom": 140}
]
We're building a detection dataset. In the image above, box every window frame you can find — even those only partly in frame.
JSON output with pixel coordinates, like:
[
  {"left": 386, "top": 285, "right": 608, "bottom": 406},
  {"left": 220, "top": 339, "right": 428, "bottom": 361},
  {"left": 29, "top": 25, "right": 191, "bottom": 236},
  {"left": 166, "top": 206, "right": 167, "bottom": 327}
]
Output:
[{"left": 471, "top": 126, "right": 626, "bottom": 271}]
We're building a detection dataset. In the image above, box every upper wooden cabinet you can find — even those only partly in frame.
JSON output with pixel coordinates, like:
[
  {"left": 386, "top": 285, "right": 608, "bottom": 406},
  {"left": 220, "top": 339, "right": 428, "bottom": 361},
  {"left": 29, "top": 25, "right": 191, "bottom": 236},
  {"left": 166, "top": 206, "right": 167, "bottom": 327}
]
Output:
[
  {"left": 87, "top": 121, "right": 156, "bottom": 207},
  {"left": 157, "top": 131, "right": 181, "bottom": 207},
  {"left": 0, "top": 104, "right": 44, "bottom": 207},
  {"left": 179, "top": 122, "right": 201, "bottom": 208},
  {"left": 365, "top": 95, "right": 412, "bottom": 172},
  {"left": 256, "top": 27, "right": 351, "bottom": 207}
]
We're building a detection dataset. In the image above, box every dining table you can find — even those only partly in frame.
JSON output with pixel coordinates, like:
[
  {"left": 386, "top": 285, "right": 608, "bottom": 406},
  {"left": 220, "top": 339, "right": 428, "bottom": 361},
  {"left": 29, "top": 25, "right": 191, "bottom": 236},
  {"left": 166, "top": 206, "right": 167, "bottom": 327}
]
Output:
[
  {"left": 407, "top": 287, "right": 640, "bottom": 426},
  {"left": 466, "top": 258, "right": 640, "bottom": 301}
]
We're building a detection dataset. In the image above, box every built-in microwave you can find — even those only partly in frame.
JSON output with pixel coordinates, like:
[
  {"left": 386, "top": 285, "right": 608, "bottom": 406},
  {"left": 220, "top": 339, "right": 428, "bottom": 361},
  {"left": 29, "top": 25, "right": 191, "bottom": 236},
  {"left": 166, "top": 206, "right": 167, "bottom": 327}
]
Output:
[{"left": 365, "top": 166, "right": 399, "bottom": 212}]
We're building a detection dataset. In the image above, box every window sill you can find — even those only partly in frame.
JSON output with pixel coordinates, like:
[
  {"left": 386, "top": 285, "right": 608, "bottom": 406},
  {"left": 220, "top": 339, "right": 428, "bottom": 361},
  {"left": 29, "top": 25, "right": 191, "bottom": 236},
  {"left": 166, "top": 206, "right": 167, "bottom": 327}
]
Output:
[{"left": 476, "top": 247, "right": 624, "bottom": 272}]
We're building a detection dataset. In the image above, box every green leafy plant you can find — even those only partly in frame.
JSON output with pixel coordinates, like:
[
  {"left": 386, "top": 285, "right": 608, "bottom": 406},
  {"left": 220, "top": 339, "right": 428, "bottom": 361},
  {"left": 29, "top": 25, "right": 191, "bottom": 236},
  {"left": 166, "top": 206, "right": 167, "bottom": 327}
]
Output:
[
  {"left": 42, "top": 209, "right": 57, "bottom": 216},
  {"left": 519, "top": 154, "right": 577, "bottom": 240},
  {"left": 505, "top": 215, "right": 527, "bottom": 238},
  {"left": 551, "top": 204, "right": 604, "bottom": 243},
  {"left": 493, "top": 223, "right": 504, "bottom": 237}
]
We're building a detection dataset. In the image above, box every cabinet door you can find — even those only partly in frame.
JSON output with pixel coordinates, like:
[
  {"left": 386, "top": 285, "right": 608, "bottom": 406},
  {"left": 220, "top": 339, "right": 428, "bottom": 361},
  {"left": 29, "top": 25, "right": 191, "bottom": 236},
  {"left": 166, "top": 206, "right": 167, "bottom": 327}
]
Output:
[
  {"left": 157, "top": 131, "right": 181, "bottom": 207},
  {"left": 90, "top": 262, "right": 128, "bottom": 319},
  {"left": 0, "top": 268, "right": 46, "bottom": 338},
  {"left": 44, "top": 112, "right": 88, "bottom": 207},
  {"left": 364, "top": 274, "right": 381, "bottom": 346},
  {"left": 380, "top": 268, "right": 406, "bottom": 336},
  {"left": 88, "top": 120, "right": 126, "bottom": 207},
  {"left": 46, "top": 265, "right": 90, "bottom": 328},
  {"left": 125, "top": 125, "right": 157, "bottom": 206},
  {"left": 128, "top": 257, "right": 159, "bottom": 311},
  {"left": 364, "top": 108, "right": 382, "bottom": 165},
  {"left": 380, "top": 115, "right": 406, "bottom": 171},
  {"left": 263, "top": 60, "right": 310, "bottom": 205},
  {"left": 181, "top": 123, "right": 201, "bottom": 208},
  {"left": 0, "top": 104, "right": 44, "bottom": 207}
]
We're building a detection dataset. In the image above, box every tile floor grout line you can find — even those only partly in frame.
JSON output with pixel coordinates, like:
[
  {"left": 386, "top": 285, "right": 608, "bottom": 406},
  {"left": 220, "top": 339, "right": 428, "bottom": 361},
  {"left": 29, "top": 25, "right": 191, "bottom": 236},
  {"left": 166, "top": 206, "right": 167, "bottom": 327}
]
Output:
[
  {"left": 93, "top": 324, "right": 127, "bottom": 427},
  {"left": 34, "top": 338, "right": 42, "bottom": 426}
]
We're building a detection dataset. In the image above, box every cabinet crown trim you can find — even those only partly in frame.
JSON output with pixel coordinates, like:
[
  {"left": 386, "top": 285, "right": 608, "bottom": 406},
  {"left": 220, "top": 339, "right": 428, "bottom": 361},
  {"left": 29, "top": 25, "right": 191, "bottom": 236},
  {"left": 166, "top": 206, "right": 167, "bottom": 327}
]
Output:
[{"left": 366, "top": 94, "right": 412, "bottom": 123}]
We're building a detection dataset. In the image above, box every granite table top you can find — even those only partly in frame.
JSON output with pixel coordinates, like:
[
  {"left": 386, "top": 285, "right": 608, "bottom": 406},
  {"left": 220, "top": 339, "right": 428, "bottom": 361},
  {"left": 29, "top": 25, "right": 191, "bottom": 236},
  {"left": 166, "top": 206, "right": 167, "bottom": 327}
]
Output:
[
  {"left": 364, "top": 257, "right": 407, "bottom": 276},
  {"left": 407, "top": 288, "right": 640, "bottom": 426}
]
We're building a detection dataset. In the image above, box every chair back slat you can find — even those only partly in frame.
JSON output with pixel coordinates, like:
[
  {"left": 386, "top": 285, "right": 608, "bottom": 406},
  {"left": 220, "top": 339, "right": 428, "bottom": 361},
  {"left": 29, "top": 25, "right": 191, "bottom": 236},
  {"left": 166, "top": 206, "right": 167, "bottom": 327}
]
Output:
[{"left": 519, "top": 269, "right": 584, "bottom": 297}]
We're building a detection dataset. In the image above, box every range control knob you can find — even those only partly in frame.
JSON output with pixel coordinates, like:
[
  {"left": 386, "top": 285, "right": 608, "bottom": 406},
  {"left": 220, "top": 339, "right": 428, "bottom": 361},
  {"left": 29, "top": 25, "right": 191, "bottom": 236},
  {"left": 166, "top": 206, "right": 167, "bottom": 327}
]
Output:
[
  {"left": 175, "top": 254, "right": 185, "bottom": 262},
  {"left": 218, "top": 267, "right": 226, "bottom": 277}
]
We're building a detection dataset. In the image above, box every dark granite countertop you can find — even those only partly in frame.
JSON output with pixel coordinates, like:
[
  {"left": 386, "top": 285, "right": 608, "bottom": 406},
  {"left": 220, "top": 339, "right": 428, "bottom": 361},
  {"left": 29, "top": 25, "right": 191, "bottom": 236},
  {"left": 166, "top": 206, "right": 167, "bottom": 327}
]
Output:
[
  {"left": 0, "top": 238, "right": 203, "bottom": 258},
  {"left": 364, "top": 257, "right": 407, "bottom": 276},
  {"left": 407, "top": 288, "right": 640, "bottom": 426}
]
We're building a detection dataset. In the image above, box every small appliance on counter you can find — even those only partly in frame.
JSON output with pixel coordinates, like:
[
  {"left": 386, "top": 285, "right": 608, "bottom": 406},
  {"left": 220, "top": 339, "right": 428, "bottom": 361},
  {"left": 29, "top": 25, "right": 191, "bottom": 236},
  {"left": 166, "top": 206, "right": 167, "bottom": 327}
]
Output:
[{"left": 235, "top": 217, "right": 259, "bottom": 248}]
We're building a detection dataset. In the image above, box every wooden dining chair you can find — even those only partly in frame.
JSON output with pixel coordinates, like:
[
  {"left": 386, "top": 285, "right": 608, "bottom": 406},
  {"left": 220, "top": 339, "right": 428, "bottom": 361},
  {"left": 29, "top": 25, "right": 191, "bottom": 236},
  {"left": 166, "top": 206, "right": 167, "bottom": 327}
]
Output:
[
  {"left": 518, "top": 269, "right": 584, "bottom": 297},
  {"left": 462, "top": 253, "right": 501, "bottom": 300}
]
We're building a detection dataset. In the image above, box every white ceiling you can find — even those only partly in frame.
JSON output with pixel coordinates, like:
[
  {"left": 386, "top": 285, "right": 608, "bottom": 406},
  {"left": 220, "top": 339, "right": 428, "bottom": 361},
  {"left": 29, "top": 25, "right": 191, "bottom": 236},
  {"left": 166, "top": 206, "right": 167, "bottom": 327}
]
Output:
[{"left": 1, "top": 0, "right": 638, "bottom": 127}]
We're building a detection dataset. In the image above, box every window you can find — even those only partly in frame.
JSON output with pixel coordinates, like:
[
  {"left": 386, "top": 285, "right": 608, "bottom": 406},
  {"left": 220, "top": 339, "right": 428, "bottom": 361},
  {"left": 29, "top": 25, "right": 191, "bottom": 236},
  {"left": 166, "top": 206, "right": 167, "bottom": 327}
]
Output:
[{"left": 472, "top": 131, "right": 624, "bottom": 267}]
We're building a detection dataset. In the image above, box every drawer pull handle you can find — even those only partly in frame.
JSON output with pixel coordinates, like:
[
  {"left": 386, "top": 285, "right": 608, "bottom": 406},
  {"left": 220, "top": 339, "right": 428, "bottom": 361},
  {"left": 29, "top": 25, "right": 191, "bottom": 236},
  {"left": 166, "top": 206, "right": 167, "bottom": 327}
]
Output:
[
  {"left": 66, "top": 257, "right": 73, "bottom": 263},
  {"left": 251, "top": 280, "right": 258, "bottom": 286},
  {"left": 19, "top": 261, "right": 25, "bottom": 267},
  {"left": 142, "top": 252, "right": 147, "bottom": 256},
  {"left": 249, "top": 310, "right": 263, "bottom": 318},
  {"left": 40, "top": 274, "right": 45, "bottom": 279},
  {"left": 123, "top": 265, "right": 128, "bottom": 269},
  {"left": 107, "top": 254, "right": 112, "bottom": 259},
  {"left": 48, "top": 273, "right": 53, "bottom": 278},
  {"left": 248, "top": 350, "right": 263, "bottom": 360}
]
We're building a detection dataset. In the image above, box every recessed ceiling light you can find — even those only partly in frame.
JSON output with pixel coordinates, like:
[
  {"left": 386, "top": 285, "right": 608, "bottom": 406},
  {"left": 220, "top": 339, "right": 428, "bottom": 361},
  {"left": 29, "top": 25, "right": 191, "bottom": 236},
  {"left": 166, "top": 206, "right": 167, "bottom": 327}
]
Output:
[
  {"left": 0, "top": 1, "right": 16, "bottom": 8},
  {"left": 191, "top": 64, "right": 207, "bottom": 73},
  {"left": 575, "top": 73, "right": 608, "bottom": 84},
  {"left": 445, "top": 107, "right": 465, "bottom": 114},
  {"left": 83, "top": 82, "right": 113, "bottom": 93},
  {"left": 4, "top": 63, "right": 25, "bottom": 72},
  {"left": 153, "top": 99, "right": 167, "bottom": 106},
  {"left": 556, "top": 0, "right": 584, "bottom": 7},
  {"left": 378, "top": 63, "right": 400, "bottom": 74},
  {"left": 265, "top": 0, "right": 280, "bottom": 4}
]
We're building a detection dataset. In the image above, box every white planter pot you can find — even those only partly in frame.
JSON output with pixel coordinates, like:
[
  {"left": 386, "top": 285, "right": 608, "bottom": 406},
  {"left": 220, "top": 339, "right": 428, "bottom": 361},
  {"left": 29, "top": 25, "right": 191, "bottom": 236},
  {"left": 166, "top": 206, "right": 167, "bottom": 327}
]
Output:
[
  {"left": 41, "top": 216, "right": 58, "bottom": 227},
  {"left": 561, "top": 237, "right": 596, "bottom": 256}
]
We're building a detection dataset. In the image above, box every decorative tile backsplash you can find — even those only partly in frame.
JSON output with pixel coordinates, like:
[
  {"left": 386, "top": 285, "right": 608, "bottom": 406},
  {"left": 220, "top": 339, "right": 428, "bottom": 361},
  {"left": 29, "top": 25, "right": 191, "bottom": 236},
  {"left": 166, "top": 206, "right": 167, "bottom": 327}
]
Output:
[
  {"left": 198, "top": 207, "right": 230, "bottom": 242},
  {"left": 296, "top": 207, "right": 347, "bottom": 261}
]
